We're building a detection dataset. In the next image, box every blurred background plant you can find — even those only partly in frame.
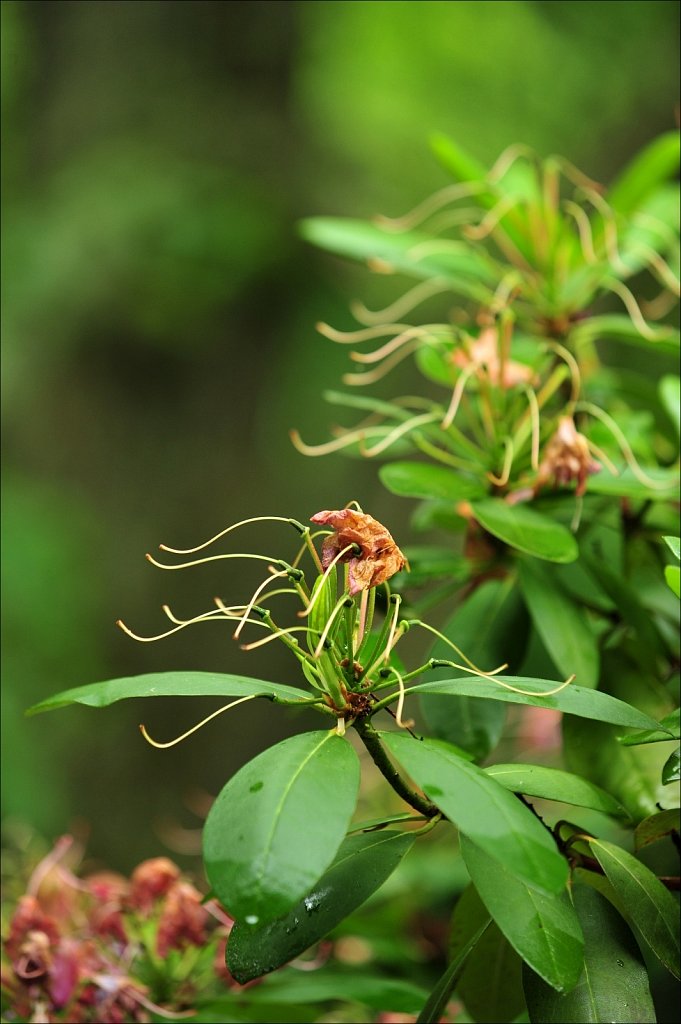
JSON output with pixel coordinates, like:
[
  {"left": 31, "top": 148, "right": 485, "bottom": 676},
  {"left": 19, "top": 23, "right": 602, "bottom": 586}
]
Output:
[{"left": 1, "top": 0, "right": 678, "bottom": 883}]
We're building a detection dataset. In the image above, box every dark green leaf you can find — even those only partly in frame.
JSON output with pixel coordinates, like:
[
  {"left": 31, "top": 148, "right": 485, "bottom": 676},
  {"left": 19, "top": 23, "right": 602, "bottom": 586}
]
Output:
[
  {"left": 583, "top": 555, "right": 664, "bottom": 666},
  {"left": 608, "top": 130, "right": 681, "bottom": 214},
  {"left": 382, "top": 733, "right": 568, "bottom": 894},
  {"left": 619, "top": 707, "right": 680, "bottom": 746},
  {"left": 519, "top": 559, "right": 599, "bottom": 688},
  {"left": 470, "top": 499, "right": 579, "bottom": 563},
  {"left": 523, "top": 883, "right": 656, "bottom": 1023},
  {"left": 227, "top": 830, "right": 414, "bottom": 982},
  {"left": 411, "top": 676, "right": 664, "bottom": 732},
  {"left": 417, "top": 917, "right": 492, "bottom": 1024},
  {"left": 460, "top": 838, "right": 582, "bottom": 993},
  {"left": 26, "top": 671, "right": 311, "bottom": 715},
  {"left": 298, "top": 217, "right": 496, "bottom": 296},
  {"left": 450, "top": 883, "right": 525, "bottom": 1024},
  {"left": 249, "top": 970, "right": 429, "bottom": 1013},
  {"left": 662, "top": 747, "right": 680, "bottom": 784},
  {"left": 664, "top": 536, "right": 681, "bottom": 561},
  {"left": 420, "top": 578, "right": 529, "bottom": 761},
  {"left": 204, "top": 731, "right": 359, "bottom": 924},
  {"left": 588, "top": 837, "right": 680, "bottom": 979},
  {"left": 379, "top": 460, "right": 485, "bottom": 502},
  {"left": 635, "top": 808, "right": 681, "bottom": 850},
  {"left": 563, "top": 715, "right": 667, "bottom": 822},
  {"left": 485, "top": 764, "right": 630, "bottom": 820},
  {"left": 398, "top": 546, "right": 470, "bottom": 587}
]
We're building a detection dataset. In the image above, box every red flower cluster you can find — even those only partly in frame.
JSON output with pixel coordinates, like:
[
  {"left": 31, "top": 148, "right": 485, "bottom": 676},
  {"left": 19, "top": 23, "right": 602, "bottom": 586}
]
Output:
[{"left": 2, "top": 841, "right": 235, "bottom": 1023}]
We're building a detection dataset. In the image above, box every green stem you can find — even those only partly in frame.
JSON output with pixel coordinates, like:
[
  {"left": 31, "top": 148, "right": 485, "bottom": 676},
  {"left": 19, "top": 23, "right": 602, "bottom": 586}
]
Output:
[{"left": 353, "top": 718, "right": 440, "bottom": 818}]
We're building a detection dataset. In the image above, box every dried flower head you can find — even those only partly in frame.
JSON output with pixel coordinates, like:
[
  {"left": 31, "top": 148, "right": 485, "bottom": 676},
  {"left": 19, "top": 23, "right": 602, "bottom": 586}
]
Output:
[
  {"left": 310, "top": 508, "right": 407, "bottom": 596},
  {"left": 451, "top": 325, "right": 534, "bottom": 389},
  {"left": 535, "top": 415, "right": 601, "bottom": 496}
]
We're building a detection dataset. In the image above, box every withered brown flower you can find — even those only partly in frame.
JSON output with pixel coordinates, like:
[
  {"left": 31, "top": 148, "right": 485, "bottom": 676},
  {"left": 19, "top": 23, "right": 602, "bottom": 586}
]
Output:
[
  {"left": 535, "top": 415, "right": 601, "bottom": 496},
  {"left": 310, "top": 509, "right": 407, "bottom": 596},
  {"left": 451, "top": 326, "right": 534, "bottom": 389}
]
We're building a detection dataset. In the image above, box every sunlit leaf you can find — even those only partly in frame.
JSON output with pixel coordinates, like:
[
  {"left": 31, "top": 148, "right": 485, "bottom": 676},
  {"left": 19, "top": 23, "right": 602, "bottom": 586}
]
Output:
[
  {"left": 204, "top": 731, "right": 359, "bottom": 924},
  {"left": 485, "top": 764, "right": 630, "bottom": 820},
  {"left": 460, "top": 838, "right": 582, "bottom": 993},
  {"left": 519, "top": 559, "right": 599, "bottom": 688},
  {"left": 26, "top": 671, "right": 312, "bottom": 715},
  {"left": 665, "top": 566, "right": 681, "bottom": 598},
  {"left": 608, "top": 130, "right": 681, "bottom": 214},
  {"left": 382, "top": 733, "right": 568, "bottom": 894},
  {"left": 523, "top": 883, "right": 656, "bottom": 1023},
  {"left": 379, "top": 460, "right": 485, "bottom": 502},
  {"left": 298, "top": 217, "right": 496, "bottom": 297},
  {"left": 664, "top": 536, "right": 681, "bottom": 560},
  {"left": 227, "top": 830, "right": 414, "bottom": 982},
  {"left": 588, "top": 837, "right": 680, "bottom": 979},
  {"left": 470, "top": 499, "right": 579, "bottom": 563}
]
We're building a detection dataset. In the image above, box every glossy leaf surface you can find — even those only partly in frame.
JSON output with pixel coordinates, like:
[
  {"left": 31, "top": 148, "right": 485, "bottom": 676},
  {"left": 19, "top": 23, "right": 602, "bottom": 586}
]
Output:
[
  {"left": 27, "top": 671, "right": 311, "bottom": 715},
  {"left": 379, "top": 460, "right": 485, "bottom": 502},
  {"left": 470, "top": 499, "right": 579, "bottom": 562},
  {"left": 634, "top": 808, "right": 681, "bottom": 850},
  {"left": 588, "top": 837, "right": 680, "bottom": 978},
  {"left": 204, "top": 731, "right": 359, "bottom": 925},
  {"left": 460, "top": 838, "right": 582, "bottom": 993},
  {"left": 410, "top": 676, "right": 664, "bottom": 731},
  {"left": 485, "top": 764, "right": 629, "bottom": 820},
  {"left": 227, "top": 830, "right": 414, "bottom": 982},
  {"left": 383, "top": 733, "right": 568, "bottom": 894},
  {"left": 523, "top": 883, "right": 656, "bottom": 1023}
]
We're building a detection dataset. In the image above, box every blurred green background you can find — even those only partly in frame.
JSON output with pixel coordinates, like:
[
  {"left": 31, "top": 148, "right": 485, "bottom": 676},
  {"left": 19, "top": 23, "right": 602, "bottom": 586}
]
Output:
[{"left": 2, "top": 0, "right": 678, "bottom": 872}]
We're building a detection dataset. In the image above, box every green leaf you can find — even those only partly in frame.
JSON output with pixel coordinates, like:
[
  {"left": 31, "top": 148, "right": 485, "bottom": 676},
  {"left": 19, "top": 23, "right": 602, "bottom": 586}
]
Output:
[
  {"left": 519, "top": 559, "right": 599, "bottom": 688},
  {"left": 662, "top": 747, "right": 680, "bottom": 784},
  {"left": 398, "top": 546, "right": 470, "bottom": 587},
  {"left": 379, "top": 460, "right": 485, "bottom": 502},
  {"left": 585, "top": 466, "right": 679, "bottom": 501},
  {"left": 203, "top": 731, "right": 359, "bottom": 925},
  {"left": 635, "top": 808, "right": 681, "bottom": 850},
  {"left": 460, "top": 838, "right": 583, "bottom": 993},
  {"left": 429, "top": 132, "right": 489, "bottom": 185},
  {"left": 608, "top": 130, "right": 681, "bottom": 214},
  {"left": 450, "top": 883, "right": 525, "bottom": 1024},
  {"left": 411, "top": 676, "right": 665, "bottom": 732},
  {"left": 26, "top": 671, "right": 311, "bottom": 715},
  {"left": 665, "top": 565, "right": 681, "bottom": 598},
  {"left": 248, "top": 970, "right": 429, "bottom": 1013},
  {"left": 227, "top": 830, "right": 414, "bottom": 982},
  {"left": 523, "top": 883, "right": 656, "bottom": 1023},
  {"left": 298, "top": 217, "right": 496, "bottom": 296},
  {"left": 664, "top": 536, "right": 681, "bottom": 560},
  {"left": 382, "top": 733, "right": 568, "bottom": 894},
  {"left": 582, "top": 555, "right": 664, "bottom": 665},
  {"left": 588, "top": 838, "right": 680, "bottom": 979},
  {"left": 571, "top": 313, "right": 680, "bottom": 355},
  {"left": 417, "top": 917, "right": 492, "bottom": 1024},
  {"left": 470, "top": 499, "right": 579, "bottom": 563},
  {"left": 485, "top": 764, "right": 630, "bottom": 820},
  {"left": 420, "top": 578, "right": 529, "bottom": 761},
  {"left": 619, "top": 707, "right": 680, "bottom": 746},
  {"left": 660, "top": 377, "right": 680, "bottom": 438},
  {"left": 563, "top": 715, "right": 668, "bottom": 822}
]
